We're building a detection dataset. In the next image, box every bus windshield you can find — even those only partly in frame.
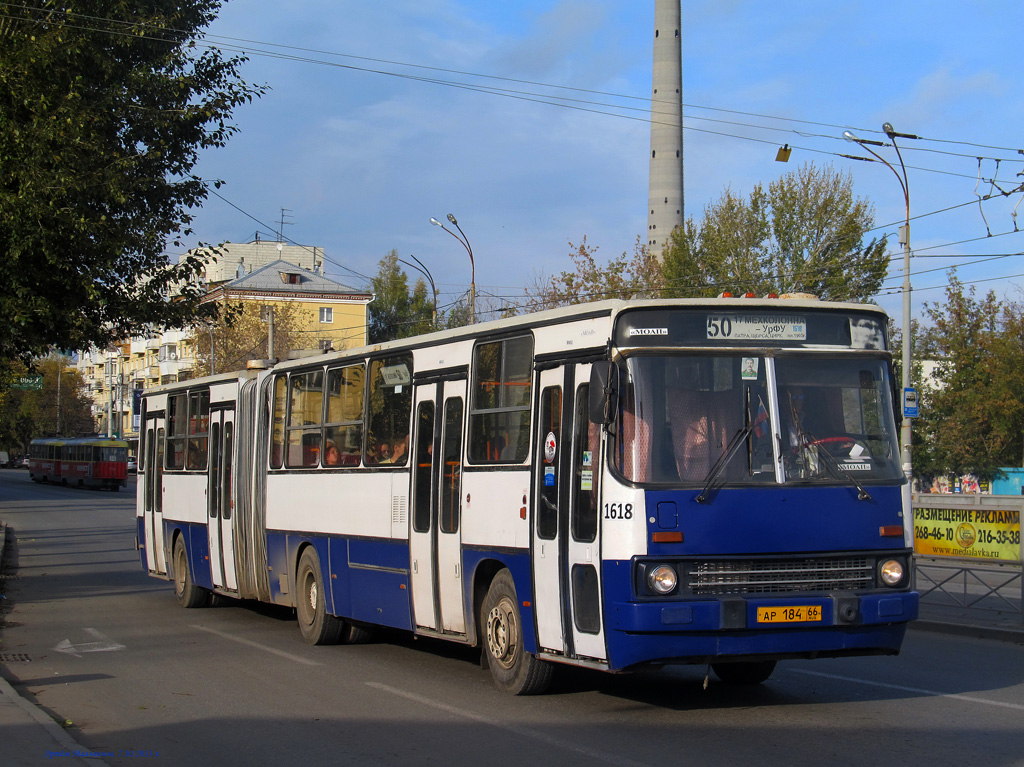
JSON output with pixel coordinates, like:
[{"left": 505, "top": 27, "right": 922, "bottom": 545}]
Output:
[{"left": 613, "top": 354, "right": 902, "bottom": 486}]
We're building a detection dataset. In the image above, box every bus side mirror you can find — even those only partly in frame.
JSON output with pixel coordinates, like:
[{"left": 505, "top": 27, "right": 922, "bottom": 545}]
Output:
[{"left": 589, "top": 361, "right": 618, "bottom": 425}]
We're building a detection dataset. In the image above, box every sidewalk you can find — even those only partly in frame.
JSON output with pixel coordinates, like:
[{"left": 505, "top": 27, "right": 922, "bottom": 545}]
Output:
[{"left": 0, "top": 520, "right": 110, "bottom": 767}]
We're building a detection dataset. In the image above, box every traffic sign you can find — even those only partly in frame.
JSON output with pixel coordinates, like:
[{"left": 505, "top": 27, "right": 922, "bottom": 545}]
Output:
[
  {"left": 903, "top": 387, "right": 918, "bottom": 418},
  {"left": 11, "top": 375, "right": 43, "bottom": 391}
]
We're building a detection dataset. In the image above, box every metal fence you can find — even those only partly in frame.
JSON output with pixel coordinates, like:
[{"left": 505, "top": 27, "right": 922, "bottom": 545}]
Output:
[{"left": 912, "top": 493, "right": 1023, "bottom": 626}]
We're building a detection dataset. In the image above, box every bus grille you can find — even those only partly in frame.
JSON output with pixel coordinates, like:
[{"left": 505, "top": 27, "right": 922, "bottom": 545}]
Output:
[{"left": 686, "top": 557, "right": 874, "bottom": 595}]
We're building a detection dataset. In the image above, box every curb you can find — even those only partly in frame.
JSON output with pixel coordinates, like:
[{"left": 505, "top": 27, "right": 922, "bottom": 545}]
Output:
[
  {"left": 0, "top": 673, "right": 111, "bottom": 767},
  {"left": 910, "top": 617, "right": 1024, "bottom": 645}
]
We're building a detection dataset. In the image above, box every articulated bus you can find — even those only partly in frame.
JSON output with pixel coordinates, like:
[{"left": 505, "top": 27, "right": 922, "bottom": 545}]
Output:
[
  {"left": 29, "top": 436, "right": 129, "bottom": 490},
  {"left": 137, "top": 298, "right": 918, "bottom": 694}
]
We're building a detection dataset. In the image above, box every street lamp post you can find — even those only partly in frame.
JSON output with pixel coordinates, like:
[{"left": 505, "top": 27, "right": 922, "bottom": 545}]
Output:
[
  {"left": 843, "top": 124, "right": 919, "bottom": 539},
  {"left": 399, "top": 254, "right": 438, "bottom": 328},
  {"left": 430, "top": 214, "right": 476, "bottom": 323}
]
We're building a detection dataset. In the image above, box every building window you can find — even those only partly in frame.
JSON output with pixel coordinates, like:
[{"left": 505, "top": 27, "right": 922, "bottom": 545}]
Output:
[{"left": 319, "top": 307, "right": 333, "bottom": 323}]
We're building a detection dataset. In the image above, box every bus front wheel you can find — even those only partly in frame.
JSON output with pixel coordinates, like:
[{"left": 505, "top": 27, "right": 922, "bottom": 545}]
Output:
[
  {"left": 296, "top": 548, "right": 343, "bottom": 645},
  {"left": 481, "top": 570, "right": 553, "bottom": 695},
  {"left": 711, "top": 660, "right": 777, "bottom": 684},
  {"left": 173, "top": 538, "right": 209, "bottom": 608}
]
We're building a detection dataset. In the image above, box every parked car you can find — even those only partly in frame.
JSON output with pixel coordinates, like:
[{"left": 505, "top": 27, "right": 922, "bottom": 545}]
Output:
[
  {"left": 17, "top": 456, "right": 30, "bottom": 469},
  {"left": 127, "top": 457, "right": 138, "bottom": 473}
]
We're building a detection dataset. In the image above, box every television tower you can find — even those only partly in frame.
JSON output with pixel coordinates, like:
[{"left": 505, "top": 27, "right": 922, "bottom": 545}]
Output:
[{"left": 647, "top": 0, "right": 683, "bottom": 260}]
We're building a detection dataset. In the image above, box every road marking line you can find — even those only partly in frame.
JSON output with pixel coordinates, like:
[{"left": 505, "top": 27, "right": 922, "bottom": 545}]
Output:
[
  {"left": 55, "top": 628, "right": 126, "bottom": 656},
  {"left": 367, "top": 682, "right": 647, "bottom": 767},
  {"left": 791, "top": 669, "right": 1024, "bottom": 710},
  {"left": 191, "top": 625, "right": 321, "bottom": 666}
]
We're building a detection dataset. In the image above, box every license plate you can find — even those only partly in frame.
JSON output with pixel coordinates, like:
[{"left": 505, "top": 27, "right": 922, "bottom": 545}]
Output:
[{"left": 757, "top": 605, "right": 822, "bottom": 623}]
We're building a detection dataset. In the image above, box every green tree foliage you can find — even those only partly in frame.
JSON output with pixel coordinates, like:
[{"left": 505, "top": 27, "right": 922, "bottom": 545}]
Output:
[
  {"left": 527, "top": 236, "right": 663, "bottom": 310},
  {"left": 190, "top": 302, "right": 303, "bottom": 375},
  {"left": 913, "top": 272, "right": 1024, "bottom": 481},
  {"left": 0, "top": 355, "right": 92, "bottom": 451},
  {"left": 0, "top": 1, "right": 265, "bottom": 363},
  {"left": 661, "top": 163, "right": 889, "bottom": 301},
  {"left": 368, "top": 251, "right": 435, "bottom": 343}
]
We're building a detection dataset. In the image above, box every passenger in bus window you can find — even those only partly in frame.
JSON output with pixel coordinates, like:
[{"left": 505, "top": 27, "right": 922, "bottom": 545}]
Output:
[
  {"left": 382, "top": 434, "right": 408, "bottom": 465},
  {"left": 324, "top": 442, "right": 341, "bottom": 467}
]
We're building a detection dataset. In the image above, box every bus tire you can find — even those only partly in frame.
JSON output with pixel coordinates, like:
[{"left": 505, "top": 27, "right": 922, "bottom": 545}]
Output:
[
  {"left": 711, "top": 660, "right": 777, "bottom": 684},
  {"left": 341, "top": 621, "right": 373, "bottom": 644},
  {"left": 296, "top": 548, "right": 343, "bottom": 645},
  {"left": 481, "top": 569, "right": 553, "bottom": 695},
  {"left": 173, "top": 537, "right": 209, "bottom": 608}
]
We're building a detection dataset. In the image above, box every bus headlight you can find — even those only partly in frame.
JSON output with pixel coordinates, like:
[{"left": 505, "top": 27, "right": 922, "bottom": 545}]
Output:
[
  {"left": 647, "top": 564, "right": 678, "bottom": 595},
  {"left": 879, "top": 559, "right": 905, "bottom": 587}
]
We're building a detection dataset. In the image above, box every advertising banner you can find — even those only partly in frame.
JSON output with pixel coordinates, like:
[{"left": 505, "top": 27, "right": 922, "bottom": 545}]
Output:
[{"left": 914, "top": 505, "right": 1021, "bottom": 562}]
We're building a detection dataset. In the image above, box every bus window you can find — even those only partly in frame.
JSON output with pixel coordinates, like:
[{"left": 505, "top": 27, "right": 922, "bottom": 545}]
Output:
[
  {"left": 286, "top": 370, "right": 324, "bottom": 468},
  {"left": 167, "top": 393, "right": 187, "bottom": 470},
  {"left": 324, "top": 364, "right": 364, "bottom": 467},
  {"left": 365, "top": 355, "right": 413, "bottom": 467},
  {"left": 270, "top": 375, "right": 287, "bottom": 469},
  {"left": 412, "top": 402, "right": 435, "bottom": 533},
  {"left": 469, "top": 335, "right": 533, "bottom": 463},
  {"left": 537, "top": 386, "right": 561, "bottom": 540},
  {"left": 186, "top": 390, "right": 210, "bottom": 471},
  {"left": 440, "top": 398, "right": 464, "bottom": 534}
]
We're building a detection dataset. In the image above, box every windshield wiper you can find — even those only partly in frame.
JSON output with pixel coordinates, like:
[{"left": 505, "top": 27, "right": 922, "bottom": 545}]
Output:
[
  {"left": 803, "top": 437, "right": 874, "bottom": 502},
  {"left": 695, "top": 423, "right": 756, "bottom": 504}
]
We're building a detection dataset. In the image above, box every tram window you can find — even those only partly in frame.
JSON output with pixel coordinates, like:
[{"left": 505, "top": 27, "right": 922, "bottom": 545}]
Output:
[
  {"left": 469, "top": 335, "right": 533, "bottom": 463},
  {"left": 324, "top": 364, "right": 364, "bottom": 467},
  {"left": 365, "top": 355, "right": 413, "bottom": 467},
  {"left": 286, "top": 369, "right": 324, "bottom": 468}
]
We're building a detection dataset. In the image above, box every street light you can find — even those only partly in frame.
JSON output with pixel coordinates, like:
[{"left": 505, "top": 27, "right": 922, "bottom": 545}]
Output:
[
  {"left": 399, "top": 254, "right": 438, "bottom": 328},
  {"left": 844, "top": 124, "right": 919, "bottom": 535},
  {"left": 430, "top": 214, "right": 476, "bottom": 323}
]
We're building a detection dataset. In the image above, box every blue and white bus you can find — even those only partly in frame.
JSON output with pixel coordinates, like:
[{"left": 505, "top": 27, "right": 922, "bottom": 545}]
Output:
[{"left": 137, "top": 297, "right": 917, "bottom": 694}]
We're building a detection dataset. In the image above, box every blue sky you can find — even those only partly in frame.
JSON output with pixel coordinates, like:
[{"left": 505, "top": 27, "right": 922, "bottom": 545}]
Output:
[{"left": 184, "top": 0, "right": 1024, "bottom": 323}]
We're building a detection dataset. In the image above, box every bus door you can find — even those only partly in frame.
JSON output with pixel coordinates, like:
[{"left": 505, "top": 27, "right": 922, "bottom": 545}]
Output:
[
  {"left": 207, "top": 408, "right": 238, "bottom": 592},
  {"left": 143, "top": 415, "right": 167, "bottom": 574},
  {"left": 532, "top": 363, "right": 606, "bottom": 661},
  {"left": 410, "top": 379, "right": 468, "bottom": 635}
]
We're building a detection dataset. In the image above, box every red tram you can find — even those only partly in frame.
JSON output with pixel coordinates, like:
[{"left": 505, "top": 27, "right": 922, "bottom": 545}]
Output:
[{"left": 28, "top": 437, "right": 129, "bottom": 490}]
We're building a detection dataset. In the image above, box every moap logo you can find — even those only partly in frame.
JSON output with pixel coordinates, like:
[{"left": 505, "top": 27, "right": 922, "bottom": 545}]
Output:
[{"left": 628, "top": 328, "right": 669, "bottom": 337}]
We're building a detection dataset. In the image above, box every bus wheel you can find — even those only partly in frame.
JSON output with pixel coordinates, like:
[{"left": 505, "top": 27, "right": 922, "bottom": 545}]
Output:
[
  {"left": 296, "top": 548, "right": 342, "bottom": 645},
  {"left": 711, "top": 660, "right": 777, "bottom": 684},
  {"left": 341, "top": 621, "right": 373, "bottom": 644},
  {"left": 173, "top": 538, "right": 209, "bottom": 608},
  {"left": 481, "top": 570, "right": 553, "bottom": 695}
]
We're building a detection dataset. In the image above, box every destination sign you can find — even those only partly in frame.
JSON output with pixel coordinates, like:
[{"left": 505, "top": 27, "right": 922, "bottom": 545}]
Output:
[{"left": 706, "top": 315, "right": 807, "bottom": 341}]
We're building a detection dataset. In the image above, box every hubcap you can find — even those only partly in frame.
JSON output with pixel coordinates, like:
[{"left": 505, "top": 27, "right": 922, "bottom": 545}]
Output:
[{"left": 486, "top": 597, "right": 518, "bottom": 670}]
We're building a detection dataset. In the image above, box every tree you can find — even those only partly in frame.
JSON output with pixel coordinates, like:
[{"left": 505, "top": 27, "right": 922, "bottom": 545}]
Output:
[
  {"left": 661, "top": 163, "right": 889, "bottom": 301},
  {"left": 527, "top": 235, "right": 663, "bottom": 310},
  {"left": 912, "top": 272, "right": 1024, "bottom": 482},
  {"left": 0, "top": 2, "right": 265, "bottom": 364},
  {"left": 190, "top": 302, "right": 304, "bottom": 376},
  {"left": 368, "top": 251, "right": 435, "bottom": 343},
  {"left": 0, "top": 355, "right": 92, "bottom": 451}
]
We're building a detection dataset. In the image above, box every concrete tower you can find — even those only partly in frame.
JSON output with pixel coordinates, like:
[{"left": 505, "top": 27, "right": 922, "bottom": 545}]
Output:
[{"left": 647, "top": 0, "right": 683, "bottom": 260}]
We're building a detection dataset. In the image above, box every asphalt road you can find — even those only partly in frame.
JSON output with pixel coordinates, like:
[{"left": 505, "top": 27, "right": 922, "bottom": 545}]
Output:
[{"left": 2, "top": 469, "right": 1024, "bottom": 767}]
